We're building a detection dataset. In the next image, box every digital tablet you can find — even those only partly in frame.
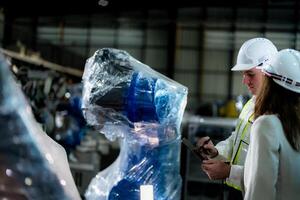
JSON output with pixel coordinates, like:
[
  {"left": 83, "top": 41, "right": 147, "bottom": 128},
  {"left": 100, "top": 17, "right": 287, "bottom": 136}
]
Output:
[{"left": 182, "top": 137, "right": 204, "bottom": 161}]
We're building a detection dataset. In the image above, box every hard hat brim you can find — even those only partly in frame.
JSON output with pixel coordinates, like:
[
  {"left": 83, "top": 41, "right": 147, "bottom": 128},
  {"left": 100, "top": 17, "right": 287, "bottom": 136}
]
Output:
[
  {"left": 273, "top": 79, "right": 300, "bottom": 93},
  {"left": 231, "top": 64, "right": 256, "bottom": 71}
]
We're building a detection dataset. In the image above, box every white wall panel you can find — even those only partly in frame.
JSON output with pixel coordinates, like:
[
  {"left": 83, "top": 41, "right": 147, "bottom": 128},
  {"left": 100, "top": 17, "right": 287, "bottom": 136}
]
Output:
[
  {"left": 265, "top": 32, "right": 295, "bottom": 49},
  {"left": 202, "top": 50, "right": 230, "bottom": 71},
  {"left": 145, "top": 48, "right": 167, "bottom": 70},
  {"left": 178, "top": 29, "right": 200, "bottom": 47},
  {"left": 204, "top": 30, "right": 233, "bottom": 50},
  {"left": 118, "top": 29, "right": 143, "bottom": 46},
  {"left": 174, "top": 73, "right": 197, "bottom": 94},
  {"left": 175, "top": 49, "right": 199, "bottom": 70},
  {"left": 146, "top": 29, "right": 167, "bottom": 46},
  {"left": 201, "top": 74, "right": 228, "bottom": 97},
  {"left": 90, "top": 28, "right": 116, "bottom": 47}
]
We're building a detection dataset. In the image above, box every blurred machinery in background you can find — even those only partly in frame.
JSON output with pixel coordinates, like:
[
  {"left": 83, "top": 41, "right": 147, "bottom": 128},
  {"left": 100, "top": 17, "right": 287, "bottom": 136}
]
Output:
[{"left": 196, "top": 95, "right": 250, "bottom": 118}]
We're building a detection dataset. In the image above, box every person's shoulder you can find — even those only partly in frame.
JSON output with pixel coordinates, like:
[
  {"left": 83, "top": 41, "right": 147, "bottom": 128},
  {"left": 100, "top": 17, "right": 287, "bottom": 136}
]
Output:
[
  {"left": 254, "top": 114, "right": 280, "bottom": 127},
  {"left": 252, "top": 114, "right": 281, "bottom": 145}
]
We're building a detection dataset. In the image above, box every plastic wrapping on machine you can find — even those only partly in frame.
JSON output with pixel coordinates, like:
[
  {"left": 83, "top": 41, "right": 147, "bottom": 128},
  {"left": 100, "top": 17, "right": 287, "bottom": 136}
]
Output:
[
  {"left": 0, "top": 53, "right": 81, "bottom": 199},
  {"left": 82, "top": 48, "right": 188, "bottom": 200}
]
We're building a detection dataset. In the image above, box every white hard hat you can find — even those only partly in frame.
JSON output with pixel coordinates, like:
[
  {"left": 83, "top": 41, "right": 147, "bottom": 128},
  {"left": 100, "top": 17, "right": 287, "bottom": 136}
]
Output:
[
  {"left": 262, "top": 49, "right": 300, "bottom": 94},
  {"left": 231, "top": 38, "right": 278, "bottom": 71}
]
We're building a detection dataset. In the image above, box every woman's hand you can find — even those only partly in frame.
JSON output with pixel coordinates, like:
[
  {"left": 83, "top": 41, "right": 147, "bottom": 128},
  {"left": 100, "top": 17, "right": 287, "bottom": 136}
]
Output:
[
  {"left": 196, "top": 136, "right": 218, "bottom": 159},
  {"left": 201, "top": 159, "right": 231, "bottom": 180}
]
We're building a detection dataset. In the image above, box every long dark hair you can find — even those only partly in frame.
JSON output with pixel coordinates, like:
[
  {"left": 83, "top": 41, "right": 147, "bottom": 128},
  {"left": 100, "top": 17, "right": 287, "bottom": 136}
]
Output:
[{"left": 255, "top": 76, "right": 300, "bottom": 151}]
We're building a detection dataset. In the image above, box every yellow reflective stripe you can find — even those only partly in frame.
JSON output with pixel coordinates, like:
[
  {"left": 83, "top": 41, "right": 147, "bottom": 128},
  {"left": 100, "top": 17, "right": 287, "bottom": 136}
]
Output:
[
  {"left": 232, "top": 98, "right": 253, "bottom": 148},
  {"left": 239, "top": 99, "right": 252, "bottom": 119},
  {"left": 233, "top": 119, "right": 243, "bottom": 147},
  {"left": 225, "top": 181, "right": 242, "bottom": 191},
  {"left": 226, "top": 99, "right": 254, "bottom": 190},
  {"left": 232, "top": 113, "right": 254, "bottom": 165},
  {"left": 226, "top": 114, "right": 253, "bottom": 190}
]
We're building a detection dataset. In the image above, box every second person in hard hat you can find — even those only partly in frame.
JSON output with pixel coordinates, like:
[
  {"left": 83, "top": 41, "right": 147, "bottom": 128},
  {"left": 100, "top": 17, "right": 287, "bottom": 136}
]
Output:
[
  {"left": 197, "top": 37, "right": 278, "bottom": 199},
  {"left": 243, "top": 48, "right": 300, "bottom": 200}
]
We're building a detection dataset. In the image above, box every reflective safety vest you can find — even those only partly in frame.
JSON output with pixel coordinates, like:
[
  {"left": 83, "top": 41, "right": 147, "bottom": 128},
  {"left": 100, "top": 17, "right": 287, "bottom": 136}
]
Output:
[{"left": 226, "top": 97, "right": 254, "bottom": 191}]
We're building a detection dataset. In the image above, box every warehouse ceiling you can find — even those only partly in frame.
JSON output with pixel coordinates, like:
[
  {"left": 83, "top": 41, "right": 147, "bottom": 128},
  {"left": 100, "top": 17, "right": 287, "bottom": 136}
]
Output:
[{"left": 1, "top": 0, "right": 297, "bottom": 17}]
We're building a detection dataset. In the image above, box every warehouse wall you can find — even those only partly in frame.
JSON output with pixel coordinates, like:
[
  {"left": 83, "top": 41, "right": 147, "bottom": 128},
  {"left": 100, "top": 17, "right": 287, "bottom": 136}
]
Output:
[
  {"left": 0, "top": 12, "right": 3, "bottom": 44},
  {"left": 1, "top": 5, "right": 299, "bottom": 111}
]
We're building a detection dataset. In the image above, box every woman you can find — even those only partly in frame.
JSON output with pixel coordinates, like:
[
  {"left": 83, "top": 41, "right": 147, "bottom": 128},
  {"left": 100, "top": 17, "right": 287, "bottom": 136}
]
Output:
[{"left": 243, "top": 49, "right": 300, "bottom": 200}]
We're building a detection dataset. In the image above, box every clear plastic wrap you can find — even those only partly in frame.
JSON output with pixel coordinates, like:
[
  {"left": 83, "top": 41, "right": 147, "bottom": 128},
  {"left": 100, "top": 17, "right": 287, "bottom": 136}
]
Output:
[
  {"left": 0, "top": 53, "right": 81, "bottom": 199},
  {"left": 82, "top": 48, "right": 188, "bottom": 200}
]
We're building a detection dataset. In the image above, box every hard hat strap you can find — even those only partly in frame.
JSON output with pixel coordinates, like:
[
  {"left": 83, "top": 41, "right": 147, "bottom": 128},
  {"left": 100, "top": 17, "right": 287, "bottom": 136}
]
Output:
[{"left": 263, "top": 70, "right": 300, "bottom": 87}]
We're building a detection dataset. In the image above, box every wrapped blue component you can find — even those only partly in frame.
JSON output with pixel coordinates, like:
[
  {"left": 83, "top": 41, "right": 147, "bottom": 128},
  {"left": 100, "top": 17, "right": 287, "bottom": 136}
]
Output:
[
  {"left": 82, "top": 48, "right": 188, "bottom": 200},
  {"left": 0, "top": 53, "right": 81, "bottom": 199}
]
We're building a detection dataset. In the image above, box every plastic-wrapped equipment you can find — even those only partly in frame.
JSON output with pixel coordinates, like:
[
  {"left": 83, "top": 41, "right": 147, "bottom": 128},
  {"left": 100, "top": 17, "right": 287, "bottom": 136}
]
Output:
[
  {"left": 82, "top": 48, "right": 188, "bottom": 200},
  {"left": 0, "top": 53, "right": 81, "bottom": 200}
]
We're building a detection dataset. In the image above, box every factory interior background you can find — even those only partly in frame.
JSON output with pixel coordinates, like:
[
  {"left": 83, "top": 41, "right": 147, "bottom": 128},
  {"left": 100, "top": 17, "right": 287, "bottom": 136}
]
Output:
[{"left": 0, "top": 0, "right": 298, "bottom": 199}]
